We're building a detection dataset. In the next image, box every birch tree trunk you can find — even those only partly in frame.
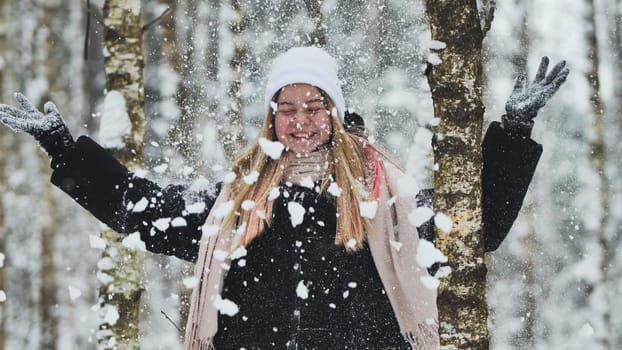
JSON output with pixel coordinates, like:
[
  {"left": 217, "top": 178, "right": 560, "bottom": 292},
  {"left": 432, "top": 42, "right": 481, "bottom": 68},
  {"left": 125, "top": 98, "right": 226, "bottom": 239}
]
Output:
[
  {"left": 424, "top": 1, "right": 490, "bottom": 348},
  {"left": 304, "top": 0, "right": 327, "bottom": 47},
  {"left": 99, "top": 1, "right": 145, "bottom": 349},
  {"left": 220, "top": 0, "right": 246, "bottom": 162},
  {"left": 585, "top": 0, "right": 611, "bottom": 348}
]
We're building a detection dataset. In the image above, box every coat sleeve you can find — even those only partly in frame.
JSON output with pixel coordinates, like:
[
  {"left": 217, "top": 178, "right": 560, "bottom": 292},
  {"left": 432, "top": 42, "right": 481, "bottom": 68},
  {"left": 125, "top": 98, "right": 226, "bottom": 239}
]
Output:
[
  {"left": 49, "top": 136, "right": 219, "bottom": 263},
  {"left": 415, "top": 121, "right": 542, "bottom": 252},
  {"left": 481, "top": 121, "right": 542, "bottom": 251}
]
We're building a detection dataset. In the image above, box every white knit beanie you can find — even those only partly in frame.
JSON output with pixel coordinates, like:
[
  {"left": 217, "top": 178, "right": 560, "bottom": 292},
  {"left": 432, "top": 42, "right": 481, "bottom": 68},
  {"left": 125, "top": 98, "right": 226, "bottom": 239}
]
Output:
[{"left": 264, "top": 46, "right": 346, "bottom": 121}]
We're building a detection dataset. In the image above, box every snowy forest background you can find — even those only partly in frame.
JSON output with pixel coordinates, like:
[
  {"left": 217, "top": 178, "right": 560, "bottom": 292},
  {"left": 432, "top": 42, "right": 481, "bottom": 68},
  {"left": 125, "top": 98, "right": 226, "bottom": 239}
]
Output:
[{"left": 0, "top": 0, "right": 620, "bottom": 349}]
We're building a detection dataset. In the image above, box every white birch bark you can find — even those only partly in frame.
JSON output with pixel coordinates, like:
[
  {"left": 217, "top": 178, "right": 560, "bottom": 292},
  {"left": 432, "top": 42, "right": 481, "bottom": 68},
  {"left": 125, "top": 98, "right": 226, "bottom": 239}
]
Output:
[
  {"left": 424, "top": 1, "right": 490, "bottom": 348},
  {"left": 585, "top": 0, "right": 611, "bottom": 348},
  {"left": 99, "top": 1, "right": 145, "bottom": 349}
]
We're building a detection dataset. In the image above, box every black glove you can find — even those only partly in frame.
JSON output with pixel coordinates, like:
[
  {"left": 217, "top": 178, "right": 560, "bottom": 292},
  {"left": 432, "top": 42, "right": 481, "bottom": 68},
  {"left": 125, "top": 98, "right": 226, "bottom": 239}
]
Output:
[
  {"left": 0, "top": 93, "right": 74, "bottom": 159},
  {"left": 503, "top": 56, "right": 570, "bottom": 137}
]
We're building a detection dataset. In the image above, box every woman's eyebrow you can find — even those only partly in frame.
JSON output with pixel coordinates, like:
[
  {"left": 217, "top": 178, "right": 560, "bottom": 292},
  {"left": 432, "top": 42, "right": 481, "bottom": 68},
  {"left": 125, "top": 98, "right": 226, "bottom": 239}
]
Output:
[{"left": 277, "top": 98, "right": 324, "bottom": 106}]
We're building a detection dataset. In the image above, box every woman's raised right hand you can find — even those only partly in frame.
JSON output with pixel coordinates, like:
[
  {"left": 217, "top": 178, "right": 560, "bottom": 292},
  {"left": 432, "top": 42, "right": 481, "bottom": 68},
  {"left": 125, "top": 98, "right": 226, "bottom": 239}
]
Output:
[{"left": 0, "top": 92, "right": 74, "bottom": 156}]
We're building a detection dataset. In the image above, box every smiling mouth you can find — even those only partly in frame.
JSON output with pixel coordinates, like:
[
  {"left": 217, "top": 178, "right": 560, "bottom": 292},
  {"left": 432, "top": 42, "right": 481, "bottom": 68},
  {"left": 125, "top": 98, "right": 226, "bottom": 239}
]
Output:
[{"left": 291, "top": 132, "right": 314, "bottom": 139}]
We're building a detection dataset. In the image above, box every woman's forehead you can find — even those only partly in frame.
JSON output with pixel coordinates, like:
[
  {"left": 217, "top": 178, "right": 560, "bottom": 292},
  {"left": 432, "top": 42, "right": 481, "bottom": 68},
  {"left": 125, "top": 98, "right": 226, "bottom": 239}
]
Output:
[{"left": 277, "top": 84, "right": 324, "bottom": 102}]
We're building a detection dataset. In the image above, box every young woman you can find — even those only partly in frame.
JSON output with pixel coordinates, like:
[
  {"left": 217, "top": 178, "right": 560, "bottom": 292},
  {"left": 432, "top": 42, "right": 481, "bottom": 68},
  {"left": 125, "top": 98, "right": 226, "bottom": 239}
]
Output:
[{"left": 0, "top": 47, "right": 568, "bottom": 349}]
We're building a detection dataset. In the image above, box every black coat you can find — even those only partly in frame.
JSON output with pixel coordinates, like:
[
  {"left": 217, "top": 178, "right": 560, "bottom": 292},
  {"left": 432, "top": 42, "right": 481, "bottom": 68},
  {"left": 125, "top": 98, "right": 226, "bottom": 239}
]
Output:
[{"left": 49, "top": 121, "right": 541, "bottom": 348}]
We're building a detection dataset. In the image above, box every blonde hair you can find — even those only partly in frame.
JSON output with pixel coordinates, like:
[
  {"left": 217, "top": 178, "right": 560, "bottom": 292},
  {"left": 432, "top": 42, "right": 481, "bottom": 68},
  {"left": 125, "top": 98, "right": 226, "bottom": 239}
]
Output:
[{"left": 221, "top": 92, "right": 382, "bottom": 251}]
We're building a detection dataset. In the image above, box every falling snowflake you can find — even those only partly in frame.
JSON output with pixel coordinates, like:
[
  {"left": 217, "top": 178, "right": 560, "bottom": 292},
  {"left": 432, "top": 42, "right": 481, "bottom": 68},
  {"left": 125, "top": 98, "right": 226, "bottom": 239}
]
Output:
[{"left": 288, "top": 202, "right": 306, "bottom": 227}]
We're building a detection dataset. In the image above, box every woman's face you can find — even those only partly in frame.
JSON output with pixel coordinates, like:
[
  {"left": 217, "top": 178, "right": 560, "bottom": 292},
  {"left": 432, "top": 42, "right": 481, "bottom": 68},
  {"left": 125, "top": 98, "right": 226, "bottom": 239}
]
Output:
[{"left": 273, "top": 84, "right": 333, "bottom": 155}]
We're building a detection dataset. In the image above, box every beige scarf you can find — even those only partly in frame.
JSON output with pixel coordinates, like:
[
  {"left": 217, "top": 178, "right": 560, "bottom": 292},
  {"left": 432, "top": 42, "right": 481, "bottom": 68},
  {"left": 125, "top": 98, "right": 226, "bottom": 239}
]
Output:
[{"left": 183, "top": 149, "right": 439, "bottom": 350}]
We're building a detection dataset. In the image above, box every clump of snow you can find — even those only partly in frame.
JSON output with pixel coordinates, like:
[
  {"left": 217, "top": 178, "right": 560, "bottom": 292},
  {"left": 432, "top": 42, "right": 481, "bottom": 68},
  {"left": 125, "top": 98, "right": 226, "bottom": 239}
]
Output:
[
  {"left": 241, "top": 200, "right": 256, "bottom": 211},
  {"left": 348, "top": 282, "right": 357, "bottom": 288},
  {"left": 434, "top": 213, "right": 453, "bottom": 234},
  {"left": 389, "top": 240, "right": 403, "bottom": 251},
  {"left": 131, "top": 197, "right": 149, "bottom": 213},
  {"left": 296, "top": 281, "right": 309, "bottom": 299},
  {"left": 359, "top": 201, "right": 378, "bottom": 219},
  {"left": 258, "top": 137, "right": 285, "bottom": 159},
  {"left": 213, "top": 200, "right": 234, "bottom": 218},
  {"left": 223, "top": 172, "right": 237, "bottom": 183},
  {"left": 122, "top": 232, "right": 146, "bottom": 252},
  {"left": 214, "top": 296, "right": 239, "bottom": 316},
  {"left": 428, "top": 40, "right": 447, "bottom": 50},
  {"left": 346, "top": 239, "right": 357, "bottom": 249},
  {"left": 96, "top": 271, "right": 114, "bottom": 285},
  {"left": 0, "top": 290, "right": 6, "bottom": 302},
  {"left": 99, "top": 90, "right": 131, "bottom": 149},
  {"left": 186, "top": 202, "right": 206, "bottom": 214},
  {"left": 231, "top": 247, "right": 247, "bottom": 259},
  {"left": 578, "top": 323, "right": 594, "bottom": 337},
  {"left": 103, "top": 305, "right": 120, "bottom": 326},
  {"left": 243, "top": 171, "right": 259, "bottom": 184},
  {"left": 153, "top": 218, "right": 172, "bottom": 231},
  {"left": 420, "top": 276, "right": 440, "bottom": 290},
  {"left": 268, "top": 187, "right": 281, "bottom": 200},
  {"left": 434, "top": 266, "right": 452, "bottom": 279},
  {"left": 0, "top": 252, "right": 5, "bottom": 268},
  {"left": 97, "top": 257, "right": 115, "bottom": 270},
  {"left": 300, "top": 177, "right": 314, "bottom": 189},
  {"left": 408, "top": 207, "right": 435, "bottom": 227},
  {"left": 182, "top": 276, "right": 199, "bottom": 289},
  {"left": 68, "top": 286, "right": 82, "bottom": 301},
  {"left": 416, "top": 239, "right": 447, "bottom": 268},
  {"left": 427, "top": 53, "right": 442, "bottom": 66},
  {"left": 171, "top": 217, "right": 188, "bottom": 227},
  {"left": 396, "top": 174, "right": 420, "bottom": 197},
  {"left": 288, "top": 202, "right": 305, "bottom": 227},
  {"left": 328, "top": 182, "right": 342, "bottom": 197},
  {"left": 183, "top": 276, "right": 199, "bottom": 289}
]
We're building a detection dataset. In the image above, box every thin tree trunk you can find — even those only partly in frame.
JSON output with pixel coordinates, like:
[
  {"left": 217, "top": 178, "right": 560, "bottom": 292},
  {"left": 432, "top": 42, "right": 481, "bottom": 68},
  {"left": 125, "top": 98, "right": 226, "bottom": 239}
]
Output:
[
  {"left": 99, "top": 1, "right": 145, "bottom": 349},
  {"left": 84, "top": 0, "right": 106, "bottom": 135},
  {"left": 516, "top": 204, "right": 538, "bottom": 349},
  {"left": 424, "top": 1, "right": 490, "bottom": 348},
  {"left": 164, "top": 0, "right": 208, "bottom": 170},
  {"left": 585, "top": 0, "right": 611, "bottom": 348},
  {"left": 614, "top": 0, "right": 622, "bottom": 135},
  {"left": 0, "top": 0, "right": 7, "bottom": 347},
  {"left": 36, "top": 0, "right": 71, "bottom": 346},
  {"left": 0, "top": 127, "right": 5, "bottom": 350},
  {"left": 220, "top": 0, "right": 246, "bottom": 162},
  {"left": 303, "top": 0, "right": 327, "bottom": 47},
  {"left": 513, "top": 2, "right": 538, "bottom": 348},
  {"left": 38, "top": 152, "right": 58, "bottom": 350},
  {"left": 205, "top": 0, "right": 221, "bottom": 81}
]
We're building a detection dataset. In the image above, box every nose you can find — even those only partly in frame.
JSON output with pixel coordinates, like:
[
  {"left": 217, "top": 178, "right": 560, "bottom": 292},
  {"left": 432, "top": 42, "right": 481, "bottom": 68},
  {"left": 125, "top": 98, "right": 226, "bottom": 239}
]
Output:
[{"left": 292, "top": 109, "right": 311, "bottom": 125}]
